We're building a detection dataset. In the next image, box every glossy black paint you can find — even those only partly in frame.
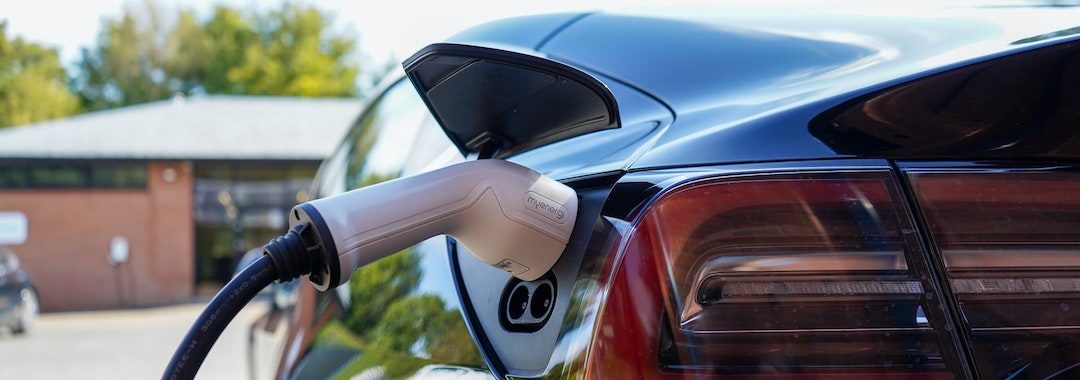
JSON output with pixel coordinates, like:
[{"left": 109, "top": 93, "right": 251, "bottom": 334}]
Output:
[
  {"left": 449, "top": 9, "right": 1080, "bottom": 174},
  {"left": 445, "top": 12, "right": 589, "bottom": 50}
]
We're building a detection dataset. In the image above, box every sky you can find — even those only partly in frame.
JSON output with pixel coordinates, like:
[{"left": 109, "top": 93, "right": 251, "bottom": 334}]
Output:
[
  {"left": 3, "top": 0, "right": 1036, "bottom": 70},
  {"left": 3, "top": 0, "right": 1073, "bottom": 96},
  {"left": 1, "top": 0, "right": 682, "bottom": 67}
]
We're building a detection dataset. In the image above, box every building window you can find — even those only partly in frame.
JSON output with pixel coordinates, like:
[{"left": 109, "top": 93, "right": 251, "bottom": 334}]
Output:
[
  {"left": 90, "top": 164, "right": 147, "bottom": 188},
  {"left": 193, "top": 162, "right": 319, "bottom": 289},
  {"left": 0, "top": 163, "right": 147, "bottom": 189},
  {"left": 30, "top": 165, "right": 85, "bottom": 188},
  {"left": 0, "top": 166, "right": 29, "bottom": 188}
]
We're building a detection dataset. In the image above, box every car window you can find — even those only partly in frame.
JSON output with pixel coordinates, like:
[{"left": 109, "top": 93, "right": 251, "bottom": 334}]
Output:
[{"left": 285, "top": 79, "right": 481, "bottom": 379}]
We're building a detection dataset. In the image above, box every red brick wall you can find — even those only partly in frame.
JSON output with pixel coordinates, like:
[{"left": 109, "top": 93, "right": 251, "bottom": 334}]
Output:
[{"left": 0, "top": 161, "right": 194, "bottom": 311}]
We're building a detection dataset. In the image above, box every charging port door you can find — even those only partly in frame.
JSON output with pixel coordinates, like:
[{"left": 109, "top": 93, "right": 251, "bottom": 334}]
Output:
[{"left": 402, "top": 43, "right": 621, "bottom": 158}]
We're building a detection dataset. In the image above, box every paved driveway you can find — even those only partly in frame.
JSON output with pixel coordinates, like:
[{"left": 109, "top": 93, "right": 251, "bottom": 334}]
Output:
[{"left": 0, "top": 301, "right": 268, "bottom": 379}]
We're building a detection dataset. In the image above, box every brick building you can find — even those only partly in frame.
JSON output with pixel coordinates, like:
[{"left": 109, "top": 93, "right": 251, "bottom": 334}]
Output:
[{"left": 0, "top": 96, "right": 359, "bottom": 311}]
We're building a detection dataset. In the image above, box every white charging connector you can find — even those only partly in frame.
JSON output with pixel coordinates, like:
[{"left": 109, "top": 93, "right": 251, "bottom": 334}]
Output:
[
  {"left": 289, "top": 159, "right": 578, "bottom": 290},
  {"left": 166, "top": 159, "right": 577, "bottom": 380}
]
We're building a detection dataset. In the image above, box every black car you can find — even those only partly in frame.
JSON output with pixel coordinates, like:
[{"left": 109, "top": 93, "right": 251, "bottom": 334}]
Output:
[
  {"left": 250, "top": 7, "right": 1080, "bottom": 380},
  {"left": 0, "top": 247, "right": 38, "bottom": 335}
]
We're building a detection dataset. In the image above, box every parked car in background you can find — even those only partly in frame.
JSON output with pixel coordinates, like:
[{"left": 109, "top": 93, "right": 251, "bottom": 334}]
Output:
[
  {"left": 251, "top": 6, "right": 1080, "bottom": 379},
  {"left": 0, "top": 247, "right": 38, "bottom": 335}
]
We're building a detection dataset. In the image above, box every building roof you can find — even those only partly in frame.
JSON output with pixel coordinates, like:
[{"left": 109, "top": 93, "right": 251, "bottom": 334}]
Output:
[{"left": 0, "top": 95, "right": 362, "bottom": 161}]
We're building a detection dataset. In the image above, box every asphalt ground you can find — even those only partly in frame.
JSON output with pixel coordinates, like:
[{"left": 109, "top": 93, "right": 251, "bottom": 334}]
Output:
[{"left": 0, "top": 301, "right": 267, "bottom": 379}]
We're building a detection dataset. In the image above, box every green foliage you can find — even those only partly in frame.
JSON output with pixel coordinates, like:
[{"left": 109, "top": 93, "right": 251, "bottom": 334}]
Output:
[
  {"left": 74, "top": 1, "right": 172, "bottom": 110},
  {"left": 315, "top": 248, "right": 485, "bottom": 378},
  {"left": 0, "top": 22, "right": 80, "bottom": 127},
  {"left": 366, "top": 294, "right": 482, "bottom": 365},
  {"left": 313, "top": 319, "right": 366, "bottom": 351},
  {"left": 212, "top": 4, "right": 359, "bottom": 97},
  {"left": 343, "top": 250, "right": 422, "bottom": 336},
  {"left": 75, "top": 0, "right": 362, "bottom": 111}
]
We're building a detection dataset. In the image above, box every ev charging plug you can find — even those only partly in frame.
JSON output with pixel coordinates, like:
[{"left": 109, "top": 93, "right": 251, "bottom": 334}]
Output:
[
  {"left": 266, "top": 159, "right": 578, "bottom": 290},
  {"left": 166, "top": 159, "right": 577, "bottom": 380}
]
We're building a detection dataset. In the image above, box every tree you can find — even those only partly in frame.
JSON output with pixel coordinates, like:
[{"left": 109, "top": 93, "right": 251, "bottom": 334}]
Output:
[
  {"left": 74, "top": 1, "right": 173, "bottom": 110},
  {"left": 0, "top": 22, "right": 80, "bottom": 127},
  {"left": 74, "top": 0, "right": 362, "bottom": 111},
  {"left": 343, "top": 250, "right": 422, "bottom": 335},
  {"left": 202, "top": 4, "right": 359, "bottom": 97},
  {"left": 366, "top": 294, "right": 483, "bottom": 365}
]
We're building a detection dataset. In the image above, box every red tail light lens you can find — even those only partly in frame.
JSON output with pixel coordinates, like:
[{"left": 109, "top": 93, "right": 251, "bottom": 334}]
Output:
[
  {"left": 588, "top": 170, "right": 959, "bottom": 378},
  {"left": 907, "top": 170, "right": 1080, "bottom": 379}
]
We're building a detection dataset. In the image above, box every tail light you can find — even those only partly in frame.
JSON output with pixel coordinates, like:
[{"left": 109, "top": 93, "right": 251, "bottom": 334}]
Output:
[
  {"left": 906, "top": 169, "right": 1080, "bottom": 379},
  {"left": 586, "top": 170, "right": 964, "bottom": 378}
]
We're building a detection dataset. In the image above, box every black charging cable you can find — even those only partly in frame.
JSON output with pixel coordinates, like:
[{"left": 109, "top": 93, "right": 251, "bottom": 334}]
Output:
[{"left": 163, "top": 225, "right": 321, "bottom": 380}]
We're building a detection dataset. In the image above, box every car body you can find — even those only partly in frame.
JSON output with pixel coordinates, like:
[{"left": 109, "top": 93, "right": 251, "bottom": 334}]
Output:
[
  {"left": 0, "top": 247, "right": 38, "bottom": 335},
  {"left": 251, "top": 6, "right": 1080, "bottom": 379}
]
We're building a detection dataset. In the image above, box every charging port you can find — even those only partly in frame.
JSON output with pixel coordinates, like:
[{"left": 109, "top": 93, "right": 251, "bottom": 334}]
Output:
[{"left": 499, "top": 272, "right": 557, "bottom": 333}]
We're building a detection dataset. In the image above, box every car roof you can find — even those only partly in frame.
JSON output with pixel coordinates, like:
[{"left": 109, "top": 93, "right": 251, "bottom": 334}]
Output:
[
  {"left": 459, "top": 6, "right": 1079, "bottom": 115},
  {"left": 445, "top": 6, "right": 1080, "bottom": 173}
]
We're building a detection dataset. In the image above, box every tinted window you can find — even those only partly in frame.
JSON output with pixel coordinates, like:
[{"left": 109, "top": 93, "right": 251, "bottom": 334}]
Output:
[
  {"left": 284, "top": 80, "right": 481, "bottom": 379},
  {"left": 0, "top": 163, "right": 147, "bottom": 189}
]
